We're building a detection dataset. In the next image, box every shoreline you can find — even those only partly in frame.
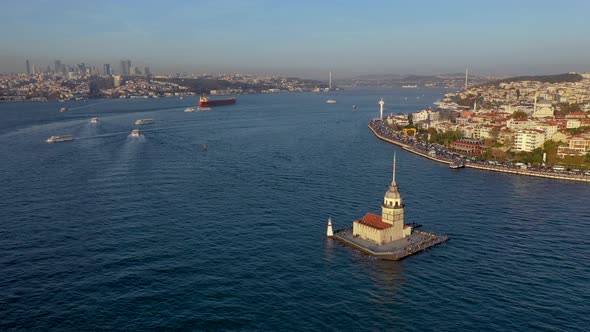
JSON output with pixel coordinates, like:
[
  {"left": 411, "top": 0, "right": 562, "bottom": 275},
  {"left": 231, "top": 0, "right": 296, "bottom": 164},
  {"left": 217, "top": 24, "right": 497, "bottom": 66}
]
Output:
[{"left": 368, "top": 121, "right": 590, "bottom": 183}]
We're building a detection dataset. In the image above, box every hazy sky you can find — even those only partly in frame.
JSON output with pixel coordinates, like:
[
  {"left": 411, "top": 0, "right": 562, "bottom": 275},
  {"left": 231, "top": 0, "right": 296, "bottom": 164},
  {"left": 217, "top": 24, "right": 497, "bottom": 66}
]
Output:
[{"left": 1, "top": 0, "right": 589, "bottom": 78}]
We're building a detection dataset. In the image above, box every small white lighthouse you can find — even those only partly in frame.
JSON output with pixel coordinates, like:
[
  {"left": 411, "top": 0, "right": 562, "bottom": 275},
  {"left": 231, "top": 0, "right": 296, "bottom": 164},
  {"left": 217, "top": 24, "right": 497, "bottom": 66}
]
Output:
[
  {"left": 327, "top": 216, "right": 334, "bottom": 237},
  {"left": 379, "top": 98, "right": 385, "bottom": 119}
]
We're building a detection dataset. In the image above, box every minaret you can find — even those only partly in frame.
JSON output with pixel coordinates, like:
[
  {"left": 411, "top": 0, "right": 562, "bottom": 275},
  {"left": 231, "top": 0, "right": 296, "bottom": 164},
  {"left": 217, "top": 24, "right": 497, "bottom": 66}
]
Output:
[
  {"left": 379, "top": 98, "right": 385, "bottom": 119},
  {"left": 533, "top": 93, "right": 538, "bottom": 115},
  {"left": 326, "top": 216, "right": 333, "bottom": 237}
]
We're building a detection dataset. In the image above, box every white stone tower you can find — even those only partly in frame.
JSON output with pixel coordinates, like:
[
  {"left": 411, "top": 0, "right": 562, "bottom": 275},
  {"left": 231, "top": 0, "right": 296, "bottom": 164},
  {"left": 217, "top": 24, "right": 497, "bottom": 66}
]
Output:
[
  {"left": 381, "top": 153, "right": 405, "bottom": 239},
  {"left": 326, "top": 216, "right": 333, "bottom": 237},
  {"left": 379, "top": 98, "right": 385, "bottom": 119}
]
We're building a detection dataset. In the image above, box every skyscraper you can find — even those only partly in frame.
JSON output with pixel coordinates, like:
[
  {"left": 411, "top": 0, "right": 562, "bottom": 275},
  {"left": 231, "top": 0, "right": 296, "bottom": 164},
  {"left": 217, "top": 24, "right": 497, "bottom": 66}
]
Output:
[
  {"left": 78, "top": 63, "right": 84, "bottom": 74},
  {"left": 103, "top": 64, "right": 112, "bottom": 76},
  {"left": 26, "top": 59, "right": 31, "bottom": 75},
  {"left": 54, "top": 60, "right": 61, "bottom": 74},
  {"left": 144, "top": 66, "right": 151, "bottom": 77},
  {"left": 120, "top": 59, "right": 131, "bottom": 75}
]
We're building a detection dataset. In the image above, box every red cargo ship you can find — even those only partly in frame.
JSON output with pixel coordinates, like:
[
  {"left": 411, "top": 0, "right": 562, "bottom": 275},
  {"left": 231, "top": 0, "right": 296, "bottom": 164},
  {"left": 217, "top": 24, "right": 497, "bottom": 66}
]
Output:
[{"left": 198, "top": 96, "right": 236, "bottom": 107}]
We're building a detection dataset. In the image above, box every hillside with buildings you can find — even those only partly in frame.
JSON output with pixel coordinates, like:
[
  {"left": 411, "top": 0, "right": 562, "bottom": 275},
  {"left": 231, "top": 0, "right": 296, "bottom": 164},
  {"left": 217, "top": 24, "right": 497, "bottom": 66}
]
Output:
[{"left": 384, "top": 72, "right": 590, "bottom": 169}]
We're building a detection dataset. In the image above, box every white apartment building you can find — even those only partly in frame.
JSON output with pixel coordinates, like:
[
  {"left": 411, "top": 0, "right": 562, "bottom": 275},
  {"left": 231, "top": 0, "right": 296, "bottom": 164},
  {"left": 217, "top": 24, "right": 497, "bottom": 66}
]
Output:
[
  {"left": 513, "top": 129, "right": 546, "bottom": 152},
  {"left": 472, "top": 126, "right": 493, "bottom": 140},
  {"left": 535, "top": 123, "right": 558, "bottom": 137},
  {"left": 567, "top": 119, "right": 581, "bottom": 129},
  {"left": 412, "top": 109, "right": 439, "bottom": 122},
  {"left": 506, "top": 118, "right": 538, "bottom": 130}
]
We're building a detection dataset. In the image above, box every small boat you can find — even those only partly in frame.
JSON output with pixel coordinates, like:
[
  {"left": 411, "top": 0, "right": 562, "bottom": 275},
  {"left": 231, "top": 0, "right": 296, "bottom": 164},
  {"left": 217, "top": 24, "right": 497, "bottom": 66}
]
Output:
[
  {"left": 131, "top": 129, "right": 141, "bottom": 137},
  {"left": 326, "top": 100, "right": 337, "bottom": 104},
  {"left": 352, "top": 105, "right": 357, "bottom": 109},
  {"left": 59, "top": 107, "right": 68, "bottom": 112},
  {"left": 90, "top": 117, "right": 98, "bottom": 123},
  {"left": 184, "top": 107, "right": 197, "bottom": 112},
  {"left": 197, "top": 106, "right": 211, "bottom": 111},
  {"left": 449, "top": 161, "right": 465, "bottom": 169},
  {"left": 46, "top": 135, "right": 74, "bottom": 143},
  {"left": 135, "top": 119, "right": 155, "bottom": 125}
]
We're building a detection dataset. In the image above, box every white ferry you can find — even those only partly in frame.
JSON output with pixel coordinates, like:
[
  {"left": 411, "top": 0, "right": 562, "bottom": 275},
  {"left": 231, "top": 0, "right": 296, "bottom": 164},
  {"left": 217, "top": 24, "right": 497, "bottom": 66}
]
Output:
[
  {"left": 59, "top": 107, "right": 68, "bottom": 112},
  {"left": 326, "top": 100, "right": 337, "bottom": 104},
  {"left": 90, "top": 117, "right": 98, "bottom": 123},
  {"left": 135, "top": 119, "right": 155, "bottom": 125},
  {"left": 46, "top": 135, "right": 74, "bottom": 143},
  {"left": 131, "top": 129, "right": 141, "bottom": 137}
]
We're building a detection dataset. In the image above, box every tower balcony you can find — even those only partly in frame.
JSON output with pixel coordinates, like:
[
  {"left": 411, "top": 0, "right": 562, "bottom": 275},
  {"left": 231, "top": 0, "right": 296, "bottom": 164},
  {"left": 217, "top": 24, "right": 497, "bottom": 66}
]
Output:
[{"left": 382, "top": 203, "right": 405, "bottom": 209}]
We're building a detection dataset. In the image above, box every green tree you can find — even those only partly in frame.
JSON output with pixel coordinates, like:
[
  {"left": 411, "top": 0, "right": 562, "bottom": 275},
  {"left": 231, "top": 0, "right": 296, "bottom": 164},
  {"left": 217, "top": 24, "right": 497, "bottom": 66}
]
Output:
[
  {"left": 511, "top": 110, "right": 528, "bottom": 119},
  {"left": 556, "top": 103, "right": 582, "bottom": 116},
  {"left": 543, "top": 140, "right": 561, "bottom": 165}
]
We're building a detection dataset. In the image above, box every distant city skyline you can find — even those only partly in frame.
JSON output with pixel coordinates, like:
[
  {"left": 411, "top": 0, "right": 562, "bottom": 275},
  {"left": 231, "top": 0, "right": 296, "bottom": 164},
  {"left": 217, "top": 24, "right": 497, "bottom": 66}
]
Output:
[{"left": 1, "top": 0, "right": 589, "bottom": 79}]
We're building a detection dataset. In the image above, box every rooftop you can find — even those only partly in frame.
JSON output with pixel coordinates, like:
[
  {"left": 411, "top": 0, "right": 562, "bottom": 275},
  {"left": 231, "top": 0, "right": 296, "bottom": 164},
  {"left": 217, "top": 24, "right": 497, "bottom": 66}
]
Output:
[{"left": 356, "top": 213, "right": 391, "bottom": 230}]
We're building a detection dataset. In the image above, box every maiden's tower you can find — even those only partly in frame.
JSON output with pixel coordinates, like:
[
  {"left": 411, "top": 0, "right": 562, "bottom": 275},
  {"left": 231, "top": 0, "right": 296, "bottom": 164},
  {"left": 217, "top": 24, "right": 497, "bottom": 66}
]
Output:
[{"left": 331, "top": 153, "right": 448, "bottom": 260}]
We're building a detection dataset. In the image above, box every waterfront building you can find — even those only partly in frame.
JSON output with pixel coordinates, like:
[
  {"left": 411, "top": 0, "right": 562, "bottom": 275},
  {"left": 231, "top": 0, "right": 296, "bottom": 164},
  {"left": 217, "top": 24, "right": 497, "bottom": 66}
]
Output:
[
  {"left": 513, "top": 129, "right": 546, "bottom": 152},
  {"left": 498, "top": 129, "right": 515, "bottom": 145},
  {"left": 557, "top": 133, "right": 590, "bottom": 158},
  {"left": 472, "top": 125, "right": 494, "bottom": 140},
  {"left": 450, "top": 138, "right": 484, "bottom": 155},
  {"left": 352, "top": 154, "right": 412, "bottom": 244}
]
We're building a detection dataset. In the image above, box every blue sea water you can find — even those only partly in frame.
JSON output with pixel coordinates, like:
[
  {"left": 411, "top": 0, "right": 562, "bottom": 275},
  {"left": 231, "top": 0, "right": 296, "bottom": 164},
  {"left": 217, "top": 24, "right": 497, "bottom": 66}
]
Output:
[{"left": 1, "top": 89, "right": 589, "bottom": 331}]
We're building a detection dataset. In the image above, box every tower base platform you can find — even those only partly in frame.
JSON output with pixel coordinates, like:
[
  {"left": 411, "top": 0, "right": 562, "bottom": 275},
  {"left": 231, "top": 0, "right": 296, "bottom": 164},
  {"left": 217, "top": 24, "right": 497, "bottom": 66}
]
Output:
[{"left": 332, "top": 228, "right": 449, "bottom": 261}]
